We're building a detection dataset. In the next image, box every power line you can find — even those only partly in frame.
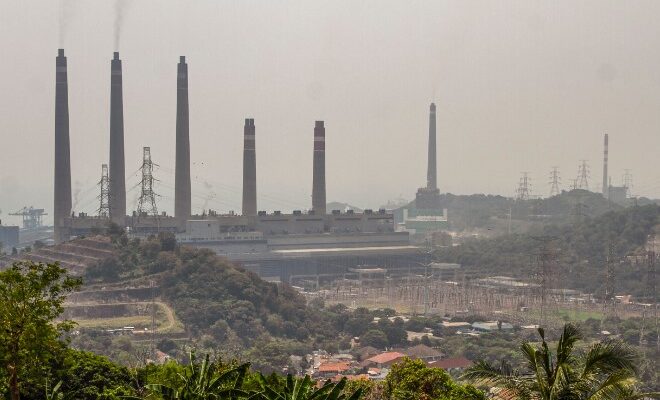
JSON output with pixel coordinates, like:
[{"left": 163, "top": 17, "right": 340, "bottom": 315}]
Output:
[
  {"left": 622, "top": 169, "right": 633, "bottom": 198},
  {"left": 136, "top": 147, "right": 159, "bottom": 216},
  {"left": 98, "top": 164, "right": 110, "bottom": 218},
  {"left": 577, "top": 160, "right": 590, "bottom": 190},
  {"left": 516, "top": 172, "right": 531, "bottom": 201},
  {"left": 549, "top": 167, "right": 561, "bottom": 197}
]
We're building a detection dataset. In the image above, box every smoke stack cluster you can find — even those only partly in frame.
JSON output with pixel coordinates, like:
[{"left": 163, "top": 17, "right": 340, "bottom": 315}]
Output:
[
  {"left": 54, "top": 49, "right": 72, "bottom": 243},
  {"left": 174, "top": 56, "right": 191, "bottom": 225},
  {"left": 312, "top": 121, "right": 326, "bottom": 214},
  {"left": 602, "top": 133, "right": 609, "bottom": 198},
  {"left": 109, "top": 52, "right": 126, "bottom": 224},
  {"left": 54, "top": 52, "right": 340, "bottom": 225},
  {"left": 242, "top": 118, "right": 257, "bottom": 216},
  {"left": 427, "top": 103, "right": 437, "bottom": 191}
]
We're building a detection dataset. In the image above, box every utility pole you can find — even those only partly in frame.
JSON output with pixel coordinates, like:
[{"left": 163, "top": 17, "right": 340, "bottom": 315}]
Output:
[
  {"left": 516, "top": 172, "right": 531, "bottom": 201},
  {"left": 604, "top": 243, "right": 615, "bottom": 303},
  {"left": 534, "top": 237, "right": 558, "bottom": 328},
  {"left": 577, "top": 160, "right": 590, "bottom": 190},
  {"left": 150, "top": 280, "right": 156, "bottom": 361},
  {"left": 549, "top": 167, "right": 561, "bottom": 197},
  {"left": 98, "top": 164, "right": 110, "bottom": 218},
  {"left": 137, "top": 147, "right": 159, "bottom": 216}
]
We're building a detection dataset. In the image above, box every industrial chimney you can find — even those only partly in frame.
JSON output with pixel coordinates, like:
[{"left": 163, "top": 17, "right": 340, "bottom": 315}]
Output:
[
  {"left": 109, "top": 52, "right": 126, "bottom": 225},
  {"left": 427, "top": 103, "right": 437, "bottom": 190},
  {"left": 54, "top": 49, "right": 72, "bottom": 243},
  {"left": 312, "top": 121, "right": 326, "bottom": 215},
  {"left": 174, "top": 56, "right": 191, "bottom": 227},
  {"left": 242, "top": 118, "right": 257, "bottom": 216},
  {"left": 602, "top": 133, "right": 609, "bottom": 198}
]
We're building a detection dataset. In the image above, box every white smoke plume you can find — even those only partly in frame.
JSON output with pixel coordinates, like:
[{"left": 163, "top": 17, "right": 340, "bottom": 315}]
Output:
[{"left": 113, "top": 0, "right": 131, "bottom": 51}]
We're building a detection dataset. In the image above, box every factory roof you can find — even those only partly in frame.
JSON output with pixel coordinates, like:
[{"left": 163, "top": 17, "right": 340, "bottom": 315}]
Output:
[{"left": 273, "top": 245, "right": 418, "bottom": 254}]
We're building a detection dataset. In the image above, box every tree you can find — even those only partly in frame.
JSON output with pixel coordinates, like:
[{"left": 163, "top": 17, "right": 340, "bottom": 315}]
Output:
[
  {"left": 55, "top": 349, "right": 133, "bottom": 399},
  {"left": 133, "top": 351, "right": 250, "bottom": 399},
  {"left": 462, "top": 323, "right": 659, "bottom": 400},
  {"left": 360, "top": 330, "right": 389, "bottom": 349},
  {"left": 384, "top": 358, "right": 484, "bottom": 400},
  {"left": 254, "top": 374, "right": 362, "bottom": 400},
  {"left": 0, "top": 261, "right": 81, "bottom": 400}
]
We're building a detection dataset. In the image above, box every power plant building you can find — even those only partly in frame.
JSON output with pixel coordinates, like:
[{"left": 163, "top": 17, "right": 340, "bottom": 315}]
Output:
[
  {"left": 54, "top": 52, "right": 416, "bottom": 282},
  {"left": 397, "top": 103, "right": 449, "bottom": 238}
]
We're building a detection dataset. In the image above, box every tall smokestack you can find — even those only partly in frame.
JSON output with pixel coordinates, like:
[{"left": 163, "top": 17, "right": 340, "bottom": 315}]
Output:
[
  {"left": 109, "top": 51, "right": 126, "bottom": 224},
  {"left": 242, "top": 118, "right": 257, "bottom": 216},
  {"left": 427, "top": 103, "right": 437, "bottom": 190},
  {"left": 174, "top": 56, "right": 191, "bottom": 225},
  {"left": 602, "top": 133, "right": 609, "bottom": 198},
  {"left": 54, "top": 49, "right": 72, "bottom": 243},
  {"left": 312, "top": 121, "right": 326, "bottom": 214}
]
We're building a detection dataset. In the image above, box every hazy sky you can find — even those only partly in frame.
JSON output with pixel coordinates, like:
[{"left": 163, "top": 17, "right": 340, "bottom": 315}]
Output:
[{"left": 1, "top": 0, "right": 659, "bottom": 224}]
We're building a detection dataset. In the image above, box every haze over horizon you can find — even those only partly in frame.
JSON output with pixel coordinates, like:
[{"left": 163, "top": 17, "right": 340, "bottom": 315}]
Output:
[{"left": 1, "top": 0, "right": 659, "bottom": 225}]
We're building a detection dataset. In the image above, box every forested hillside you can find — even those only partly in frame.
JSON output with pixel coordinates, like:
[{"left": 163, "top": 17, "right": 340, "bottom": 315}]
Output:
[
  {"left": 398, "top": 189, "right": 620, "bottom": 231},
  {"left": 80, "top": 232, "right": 418, "bottom": 371},
  {"left": 435, "top": 204, "right": 660, "bottom": 296}
]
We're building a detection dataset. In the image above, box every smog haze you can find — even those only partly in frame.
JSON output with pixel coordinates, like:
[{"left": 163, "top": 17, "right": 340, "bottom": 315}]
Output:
[{"left": 1, "top": 0, "right": 659, "bottom": 224}]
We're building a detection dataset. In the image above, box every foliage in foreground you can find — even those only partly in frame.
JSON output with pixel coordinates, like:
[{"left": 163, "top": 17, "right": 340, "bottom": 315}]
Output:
[
  {"left": 0, "top": 261, "right": 81, "bottom": 400},
  {"left": 461, "top": 323, "right": 659, "bottom": 400}
]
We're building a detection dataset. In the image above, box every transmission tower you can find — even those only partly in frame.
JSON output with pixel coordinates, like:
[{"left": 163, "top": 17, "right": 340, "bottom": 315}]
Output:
[
  {"left": 622, "top": 169, "right": 633, "bottom": 198},
  {"left": 516, "top": 172, "right": 531, "bottom": 201},
  {"left": 98, "top": 164, "right": 110, "bottom": 217},
  {"left": 137, "top": 147, "right": 159, "bottom": 216},
  {"left": 549, "top": 167, "right": 561, "bottom": 197},
  {"left": 576, "top": 160, "right": 590, "bottom": 190}
]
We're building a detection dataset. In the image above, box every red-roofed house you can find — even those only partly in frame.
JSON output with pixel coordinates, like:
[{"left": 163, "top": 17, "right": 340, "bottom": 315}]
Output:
[
  {"left": 362, "top": 351, "right": 406, "bottom": 368},
  {"left": 317, "top": 362, "right": 351, "bottom": 378},
  {"left": 428, "top": 357, "right": 473, "bottom": 373}
]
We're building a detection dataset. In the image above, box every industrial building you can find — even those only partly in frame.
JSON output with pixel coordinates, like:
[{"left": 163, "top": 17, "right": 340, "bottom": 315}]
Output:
[
  {"left": 0, "top": 224, "right": 19, "bottom": 253},
  {"left": 397, "top": 103, "right": 449, "bottom": 238},
  {"left": 51, "top": 50, "right": 450, "bottom": 282},
  {"left": 601, "top": 133, "right": 631, "bottom": 206}
]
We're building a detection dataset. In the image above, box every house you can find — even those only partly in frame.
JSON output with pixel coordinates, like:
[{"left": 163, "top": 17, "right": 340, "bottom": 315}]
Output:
[
  {"left": 441, "top": 321, "right": 471, "bottom": 329},
  {"left": 472, "top": 321, "right": 513, "bottom": 332},
  {"left": 406, "top": 331, "right": 435, "bottom": 341},
  {"left": 395, "top": 344, "right": 443, "bottom": 362},
  {"left": 362, "top": 351, "right": 406, "bottom": 368},
  {"left": 428, "top": 357, "right": 473, "bottom": 373},
  {"left": 317, "top": 362, "right": 351, "bottom": 378}
]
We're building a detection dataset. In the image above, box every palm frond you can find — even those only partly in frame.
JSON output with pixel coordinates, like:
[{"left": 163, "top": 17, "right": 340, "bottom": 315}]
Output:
[
  {"left": 580, "top": 340, "right": 638, "bottom": 379},
  {"left": 461, "top": 360, "right": 520, "bottom": 386}
]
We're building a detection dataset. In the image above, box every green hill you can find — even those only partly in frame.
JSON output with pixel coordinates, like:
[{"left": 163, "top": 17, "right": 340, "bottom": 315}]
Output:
[{"left": 435, "top": 204, "right": 659, "bottom": 297}]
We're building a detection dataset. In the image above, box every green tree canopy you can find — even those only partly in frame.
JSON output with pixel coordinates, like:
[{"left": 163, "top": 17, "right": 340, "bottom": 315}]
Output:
[
  {"left": 0, "top": 261, "right": 81, "bottom": 400},
  {"left": 384, "top": 358, "right": 484, "bottom": 400},
  {"left": 462, "top": 323, "right": 658, "bottom": 400}
]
